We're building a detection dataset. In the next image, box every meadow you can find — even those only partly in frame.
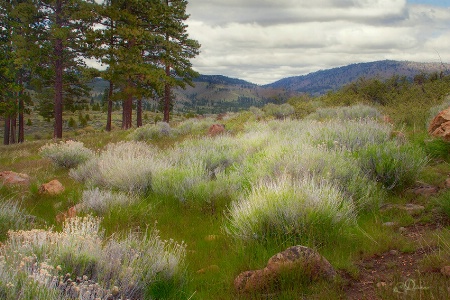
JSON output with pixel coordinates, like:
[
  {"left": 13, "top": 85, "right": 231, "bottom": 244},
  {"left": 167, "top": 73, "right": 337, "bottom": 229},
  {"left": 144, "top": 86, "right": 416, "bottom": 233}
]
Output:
[{"left": 1, "top": 97, "right": 450, "bottom": 299}]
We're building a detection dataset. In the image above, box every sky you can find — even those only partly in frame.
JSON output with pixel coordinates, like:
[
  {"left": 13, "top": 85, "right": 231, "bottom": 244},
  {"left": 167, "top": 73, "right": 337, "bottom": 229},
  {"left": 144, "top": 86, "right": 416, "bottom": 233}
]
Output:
[{"left": 185, "top": 0, "right": 450, "bottom": 85}]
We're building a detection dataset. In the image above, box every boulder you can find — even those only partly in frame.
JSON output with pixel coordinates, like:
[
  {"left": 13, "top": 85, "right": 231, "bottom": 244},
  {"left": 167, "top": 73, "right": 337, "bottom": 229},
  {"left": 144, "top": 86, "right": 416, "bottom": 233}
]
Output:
[
  {"left": 208, "top": 124, "right": 225, "bottom": 136},
  {"left": 39, "top": 179, "right": 65, "bottom": 195},
  {"left": 0, "top": 171, "right": 30, "bottom": 185},
  {"left": 428, "top": 107, "right": 450, "bottom": 141},
  {"left": 441, "top": 266, "right": 450, "bottom": 277},
  {"left": 234, "top": 245, "right": 336, "bottom": 294},
  {"left": 55, "top": 204, "right": 81, "bottom": 223}
]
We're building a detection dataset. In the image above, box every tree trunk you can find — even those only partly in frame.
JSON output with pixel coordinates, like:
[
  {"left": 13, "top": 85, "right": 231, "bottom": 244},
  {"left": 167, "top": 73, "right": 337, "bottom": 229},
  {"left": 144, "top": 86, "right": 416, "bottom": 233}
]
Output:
[
  {"left": 54, "top": 0, "right": 64, "bottom": 139},
  {"left": 122, "top": 79, "right": 133, "bottom": 129},
  {"left": 163, "top": 64, "right": 171, "bottom": 123},
  {"left": 106, "top": 81, "right": 113, "bottom": 131},
  {"left": 3, "top": 116, "right": 10, "bottom": 145},
  {"left": 18, "top": 78, "right": 24, "bottom": 143},
  {"left": 10, "top": 116, "right": 16, "bottom": 144},
  {"left": 137, "top": 98, "right": 142, "bottom": 127}
]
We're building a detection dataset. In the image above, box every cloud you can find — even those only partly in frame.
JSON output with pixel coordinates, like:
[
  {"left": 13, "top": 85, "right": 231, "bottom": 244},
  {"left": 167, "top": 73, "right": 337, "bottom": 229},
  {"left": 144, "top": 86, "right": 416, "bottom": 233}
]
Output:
[{"left": 186, "top": 1, "right": 450, "bottom": 84}]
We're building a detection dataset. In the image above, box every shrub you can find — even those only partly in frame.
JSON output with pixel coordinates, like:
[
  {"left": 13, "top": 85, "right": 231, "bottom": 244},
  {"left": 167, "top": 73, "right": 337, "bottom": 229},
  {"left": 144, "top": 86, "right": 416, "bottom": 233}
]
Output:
[
  {"left": 70, "top": 141, "right": 166, "bottom": 193},
  {"left": 129, "top": 122, "right": 172, "bottom": 141},
  {"left": 80, "top": 188, "right": 139, "bottom": 214},
  {"left": 307, "top": 104, "right": 381, "bottom": 121},
  {"left": 227, "top": 176, "right": 355, "bottom": 242},
  {"left": 0, "top": 216, "right": 186, "bottom": 300},
  {"left": 357, "top": 142, "right": 428, "bottom": 190},
  {"left": 39, "top": 140, "right": 94, "bottom": 168},
  {"left": 0, "top": 199, "right": 29, "bottom": 241},
  {"left": 262, "top": 103, "right": 295, "bottom": 119},
  {"left": 67, "top": 117, "right": 76, "bottom": 128}
]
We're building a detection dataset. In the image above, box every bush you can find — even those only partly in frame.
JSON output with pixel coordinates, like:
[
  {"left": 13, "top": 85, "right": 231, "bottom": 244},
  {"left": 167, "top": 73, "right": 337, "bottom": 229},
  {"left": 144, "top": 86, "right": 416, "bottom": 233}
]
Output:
[
  {"left": 39, "top": 140, "right": 94, "bottom": 168},
  {"left": 357, "top": 142, "right": 428, "bottom": 190},
  {"left": 80, "top": 188, "right": 139, "bottom": 214},
  {"left": 70, "top": 141, "right": 166, "bottom": 193},
  {"left": 128, "top": 122, "right": 172, "bottom": 141},
  {"left": 307, "top": 104, "right": 381, "bottom": 121},
  {"left": 227, "top": 176, "right": 355, "bottom": 242},
  {"left": 0, "top": 216, "right": 186, "bottom": 300},
  {"left": 0, "top": 199, "right": 29, "bottom": 241}
]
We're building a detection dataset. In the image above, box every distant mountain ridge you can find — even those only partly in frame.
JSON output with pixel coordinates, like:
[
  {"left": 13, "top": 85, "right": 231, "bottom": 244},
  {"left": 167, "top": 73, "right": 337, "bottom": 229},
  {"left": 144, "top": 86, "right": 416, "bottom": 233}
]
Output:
[
  {"left": 264, "top": 60, "right": 450, "bottom": 95},
  {"left": 89, "top": 60, "right": 450, "bottom": 114}
]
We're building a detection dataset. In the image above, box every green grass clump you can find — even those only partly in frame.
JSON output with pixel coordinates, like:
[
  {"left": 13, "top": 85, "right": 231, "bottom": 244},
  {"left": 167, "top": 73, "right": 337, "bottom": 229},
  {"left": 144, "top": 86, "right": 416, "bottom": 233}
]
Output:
[
  {"left": 0, "top": 216, "right": 186, "bottom": 300},
  {"left": 357, "top": 142, "right": 428, "bottom": 190},
  {"left": 227, "top": 176, "right": 355, "bottom": 243},
  {"left": 39, "top": 140, "right": 94, "bottom": 168},
  {"left": 0, "top": 199, "right": 30, "bottom": 241}
]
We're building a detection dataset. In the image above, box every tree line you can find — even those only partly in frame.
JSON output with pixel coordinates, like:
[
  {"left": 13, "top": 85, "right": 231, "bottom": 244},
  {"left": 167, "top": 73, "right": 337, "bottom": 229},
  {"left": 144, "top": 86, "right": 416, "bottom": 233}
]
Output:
[{"left": 0, "top": 0, "right": 200, "bottom": 145}]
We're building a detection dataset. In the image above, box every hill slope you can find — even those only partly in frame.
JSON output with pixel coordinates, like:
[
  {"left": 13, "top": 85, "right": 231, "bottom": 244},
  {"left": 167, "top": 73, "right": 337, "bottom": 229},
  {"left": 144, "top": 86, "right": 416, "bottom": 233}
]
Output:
[{"left": 265, "top": 60, "right": 450, "bottom": 95}]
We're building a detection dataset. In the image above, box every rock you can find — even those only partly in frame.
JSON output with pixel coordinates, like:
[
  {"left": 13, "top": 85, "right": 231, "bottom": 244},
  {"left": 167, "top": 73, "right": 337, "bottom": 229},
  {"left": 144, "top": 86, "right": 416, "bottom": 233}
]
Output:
[
  {"left": 382, "top": 222, "right": 396, "bottom": 227},
  {"left": 56, "top": 204, "right": 81, "bottom": 223},
  {"left": 196, "top": 265, "right": 220, "bottom": 274},
  {"left": 234, "top": 245, "right": 336, "bottom": 294},
  {"left": 429, "top": 107, "right": 450, "bottom": 141},
  {"left": 389, "top": 250, "right": 399, "bottom": 256},
  {"left": 403, "top": 203, "right": 425, "bottom": 215},
  {"left": 39, "top": 179, "right": 65, "bottom": 195},
  {"left": 413, "top": 185, "right": 439, "bottom": 197},
  {"left": 441, "top": 266, "right": 450, "bottom": 277},
  {"left": 399, "top": 227, "right": 407, "bottom": 233},
  {"left": 0, "top": 171, "right": 30, "bottom": 185},
  {"left": 208, "top": 124, "right": 226, "bottom": 136},
  {"left": 445, "top": 178, "right": 450, "bottom": 188}
]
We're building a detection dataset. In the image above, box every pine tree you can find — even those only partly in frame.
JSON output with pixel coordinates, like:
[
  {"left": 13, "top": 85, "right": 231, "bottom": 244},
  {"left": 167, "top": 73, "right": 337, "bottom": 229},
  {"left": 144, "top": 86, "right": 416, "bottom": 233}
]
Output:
[
  {"left": 158, "top": 0, "right": 200, "bottom": 123},
  {"left": 34, "top": 0, "right": 95, "bottom": 139}
]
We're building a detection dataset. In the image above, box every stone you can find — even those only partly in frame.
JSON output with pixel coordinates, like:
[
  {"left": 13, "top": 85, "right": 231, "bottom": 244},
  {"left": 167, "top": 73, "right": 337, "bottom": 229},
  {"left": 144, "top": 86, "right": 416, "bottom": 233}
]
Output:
[
  {"left": 441, "top": 266, "right": 450, "bottom": 277},
  {"left": 445, "top": 178, "right": 450, "bottom": 189},
  {"left": 389, "top": 250, "right": 399, "bottom": 256},
  {"left": 403, "top": 203, "right": 425, "bottom": 215},
  {"left": 413, "top": 185, "right": 439, "bottom": 197},
  {"left": 56, "top": 204, "right": 81, "bottom": 223},
  {"left": 234, "top": 245, "right": 336, "bottom": 294},
  {"left": 0, "top": 171, "right": 30, "bottom": 185},
  {"left": 382, "top": 222, "right": 396, "bottom": 227},
  {"left": 39, "top": 179, "right": 65, "bottom": 195},
  {"left": 208, "top": 124, "right": 226, "bottom": 136},
  {"left": 429, "top": 107, "right": 450, "bottom": 141}
]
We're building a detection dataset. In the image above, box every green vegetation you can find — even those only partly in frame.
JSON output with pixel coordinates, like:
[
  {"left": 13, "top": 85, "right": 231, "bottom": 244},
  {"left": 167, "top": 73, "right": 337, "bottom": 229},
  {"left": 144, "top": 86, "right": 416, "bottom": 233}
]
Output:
[{"left": 1, "top": 71, "right": 450, "bottom": 299}]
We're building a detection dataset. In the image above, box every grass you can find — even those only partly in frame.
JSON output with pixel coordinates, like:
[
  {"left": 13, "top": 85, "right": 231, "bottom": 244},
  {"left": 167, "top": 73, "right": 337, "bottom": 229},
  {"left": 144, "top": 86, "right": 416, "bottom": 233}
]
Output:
[{"left": 1, "top": 103, "right": 449, "bottom": 299}]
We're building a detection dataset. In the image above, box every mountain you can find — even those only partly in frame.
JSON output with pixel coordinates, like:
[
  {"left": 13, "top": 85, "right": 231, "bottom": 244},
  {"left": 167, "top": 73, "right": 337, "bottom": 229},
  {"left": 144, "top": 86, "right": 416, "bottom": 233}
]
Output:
[
  {"left": 264, "top": 60, "right": 450, "bottom": 95},
  {"left": 173, "top": 75, "right": 294, "bottom": 114},
  {"left": 88, "top": 60, "right": 450, "bottom": 114}
]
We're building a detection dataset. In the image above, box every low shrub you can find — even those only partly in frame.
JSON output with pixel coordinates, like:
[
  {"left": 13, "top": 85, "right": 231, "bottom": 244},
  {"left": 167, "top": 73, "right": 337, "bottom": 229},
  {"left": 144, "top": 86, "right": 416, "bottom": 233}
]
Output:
[
  {"left": 0, "top": 216, "right": 186, "bottom": 300},
  {"left": 39, "top": 140, "right": 94, "bottom": 168},
  {"left": 128, "top": 122, "right": 172, "bottom": 141},
  {"left": 70, "top": 141, "right": 165, "bottom": 193},
  {"left": 357, "top": 142, "right": 428, "bottom": 190},
  {"left": 227, "top": 176, "right": 355, "bottom": 242},
  {"left": 80, "top": 188, "right": 139, "bottom": 214},
  {"left": 0, "top": 199, "right": 29, "bottom": 241},
  {"left": 307, "top": 104, "right": 381, "bottom": 121}
]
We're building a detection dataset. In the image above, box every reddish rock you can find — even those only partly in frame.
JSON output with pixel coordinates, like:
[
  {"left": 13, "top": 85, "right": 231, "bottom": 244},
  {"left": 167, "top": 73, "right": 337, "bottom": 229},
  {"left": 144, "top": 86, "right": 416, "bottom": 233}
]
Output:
[
  {"left": 208, "top": 124, "right": 225, "bottom": 136},
  {"left": 234, "top": 245, "right": 336, "bottom": 294},
  {"left": 39, "top": 179, "right": 65, "bottom": 195},
  {"left": 441, "top": 266, "right": 450, "bottom": 277},
  {"left": 428, "top": 107, "right": 450, "bottom": 141},
  {"left": 56, "top": 204, "right": 81, "bottom": 223},
  {"left": 0, "top": 171, "right": 30, "bottom": 185},
  {"left": 413, "top": 185, "right": 439, "bottom": 197}
]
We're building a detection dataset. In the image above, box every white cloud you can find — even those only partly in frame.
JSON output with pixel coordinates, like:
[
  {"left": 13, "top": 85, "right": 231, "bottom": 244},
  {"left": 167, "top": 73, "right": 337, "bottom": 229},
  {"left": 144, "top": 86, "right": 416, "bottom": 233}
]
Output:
[{"left": 186, "top": 1, "right": 450, "bottom": 84}]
